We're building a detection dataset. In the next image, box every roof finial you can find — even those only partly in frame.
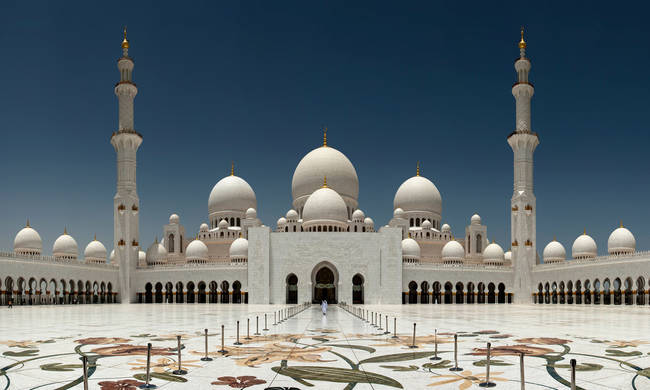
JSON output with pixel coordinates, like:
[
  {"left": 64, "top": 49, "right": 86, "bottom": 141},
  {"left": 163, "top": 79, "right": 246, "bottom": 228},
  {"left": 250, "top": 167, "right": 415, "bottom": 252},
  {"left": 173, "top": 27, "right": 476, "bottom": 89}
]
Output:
[
  {"left": 121, "top": 26, "right": 129, "bottom": 49},
  {"left": 553, "top": 235, "right": 556, "bottom": 241},
  {"left": 26, "top": 219, "right": 30, "bottom": 228},
  {"left": 230, "top": 161, "right": 234, "bottom": 176},
  {"left": 154, "top": 236, "right": 158, "bottom": 243},
  {"left": 323, "top": 126, "right": 327, "bottom": 147},
  {"left": 416, "top": 161, "right": 420, "bottom": 176},
  {"left": 322, "top": 176, "right": 328, "bottom": 188},
  {"left": 94, "top": 233, "right": 97, "bottom": 241},
  {"left": 583, "top": 228, "right": 586, "bottom": 235},
  {"left": 64, "top": 227, "right": 68, "bottom": 235},
  {"left": 519, "top": 26, "right": 526, "bottom": 49},
  {"left": 620, "top": 220, "right": 623, "bottom": 228}
]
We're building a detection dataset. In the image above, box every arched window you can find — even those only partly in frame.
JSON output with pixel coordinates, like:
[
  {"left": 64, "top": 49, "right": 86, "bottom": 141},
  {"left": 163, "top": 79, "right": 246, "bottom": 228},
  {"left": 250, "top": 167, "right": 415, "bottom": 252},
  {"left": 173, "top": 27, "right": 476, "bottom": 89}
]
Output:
[
  {"left": 467, "top": 235, "right": 471, "bottom": 253},
  {"left": 293, "top": 226, "right": 296, "bottom": 232},
  {"left": 354, "top": 226, "right": 357, "bottom": 232},
  {"left": 318, "top": 226, "right": 322, "bottom": 232},
  {"left": 416, "top": 218, "right": 420, "bottom": 226},
  {"left": 476, "top": 234, "right": 482, "bottom": 253},
  {"left": 168, "top": 234, "right": 175, "bottom": 253},
  {"left": 236, "top": 218, "right": 240, "bottom": 226},
  {"left": 362, "top": 227, "right": 366, "bottom": 232},
  {"left": 285, "top": 226, "right": 288, "bottom": 232},
  {"left": 410, "top": 218, "right": 414, "bottom": 227}
]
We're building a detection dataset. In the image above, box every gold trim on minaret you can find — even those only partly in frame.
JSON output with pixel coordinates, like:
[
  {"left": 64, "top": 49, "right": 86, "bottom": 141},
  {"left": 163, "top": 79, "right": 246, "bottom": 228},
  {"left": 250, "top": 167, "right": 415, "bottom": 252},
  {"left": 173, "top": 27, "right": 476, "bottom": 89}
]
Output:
[
  {"left": 122, "top": 26, "right": 129, "bottom": 49},
  {"left": 323, "top": 127, "right": 327, "bottom": 147},
  {"left": 416, "top": 161, "right": 420, "bottom": 176},
  {"left": 519, "top": 26, "right": 526, "bottom": 49}
]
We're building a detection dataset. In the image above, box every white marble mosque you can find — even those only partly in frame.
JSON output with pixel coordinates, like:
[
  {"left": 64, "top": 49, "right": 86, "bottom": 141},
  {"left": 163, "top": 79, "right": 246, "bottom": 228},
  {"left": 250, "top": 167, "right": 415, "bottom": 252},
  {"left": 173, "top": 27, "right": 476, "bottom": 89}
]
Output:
[{"left": 1, "top": 29, "right": 649, "bottom": 309}]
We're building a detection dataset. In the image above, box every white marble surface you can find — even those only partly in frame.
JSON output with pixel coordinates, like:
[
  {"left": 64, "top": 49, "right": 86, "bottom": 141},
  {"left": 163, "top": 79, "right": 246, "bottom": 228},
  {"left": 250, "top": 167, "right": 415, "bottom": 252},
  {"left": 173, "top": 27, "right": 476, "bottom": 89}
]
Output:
[{"left": 1, "top": 304, "right": 650, "bottom": 389}]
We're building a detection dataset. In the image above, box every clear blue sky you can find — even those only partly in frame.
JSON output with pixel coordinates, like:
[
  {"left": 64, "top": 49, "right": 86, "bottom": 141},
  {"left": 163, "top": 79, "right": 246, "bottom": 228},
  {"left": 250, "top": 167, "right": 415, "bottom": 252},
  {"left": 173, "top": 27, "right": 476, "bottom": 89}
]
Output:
[{"left": 1, "top": 1, "right": 648, "bottom": 257}]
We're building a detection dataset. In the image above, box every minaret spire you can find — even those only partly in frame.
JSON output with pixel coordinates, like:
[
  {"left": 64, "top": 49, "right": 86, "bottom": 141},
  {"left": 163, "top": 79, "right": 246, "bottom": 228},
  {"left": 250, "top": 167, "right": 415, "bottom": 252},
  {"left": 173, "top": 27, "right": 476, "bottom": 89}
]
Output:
[
  {"left": 416, "top": 161, "right": 420, "bottom": 176},
  {"left": 230, "top": 161, "right": 234, "bottom": 176},
  {"left": 323, "top": 127, "right": 327, "bottom": 147},
  {"left": 519, "top": 26, "right": 526, "bottom": 57}
]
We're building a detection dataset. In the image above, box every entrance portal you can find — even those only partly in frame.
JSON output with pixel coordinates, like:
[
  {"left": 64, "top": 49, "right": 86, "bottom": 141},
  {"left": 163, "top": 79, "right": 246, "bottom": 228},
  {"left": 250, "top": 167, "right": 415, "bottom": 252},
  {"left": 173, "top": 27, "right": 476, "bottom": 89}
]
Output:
[{"left": 312, "top": 265, "right": 337, "bottom": 304}]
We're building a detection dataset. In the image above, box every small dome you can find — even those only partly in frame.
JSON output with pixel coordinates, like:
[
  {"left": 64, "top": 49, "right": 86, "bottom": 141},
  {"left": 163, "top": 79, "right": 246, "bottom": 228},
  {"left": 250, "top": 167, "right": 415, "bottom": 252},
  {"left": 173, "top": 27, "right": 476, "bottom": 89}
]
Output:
[
  {"left": 146, "top": 239, "right": 167, "bottom": 264},
  {"left": 441, "top": 223, "right": 451, "bottom": 233},
  {"left": 504, "top": 250, "right": 512, "bottom": 262},
  {"left": 442, "top": 240, "right": 465, "bottom": 262},
  {"left": 608, "top": 225, "right": 636, "bottom": 255},
  {"left": 110, "top": 249, "right": 116, "bottom": 263},
  {"left": 218, "top": 219, "right": 229, "bottom": 229},
  {"left": 84, "top": 238, "right": 107, "bottom": 261},
  {"left": 186, "top": 239, "right": 208, "bottom": 260},
  {"left": 169, "top": 213, "right": 180, "bottom": 224},
  {"left": 401, "top": 237, "right": 420, "bottom": 259},
  {"left": 352, "top": 209, "right": 365, "bottom": 221},
  {"left": 543, "top": 240, "right": 566, "bottom": 263},
  {"left": 14, "top": 224, "right": 42, "bottom": 254},
  {"left": 245, "top": 207, "right": 257, "bottom": 219},
  {"left": 229, "top": 236, "right": 249, "bottom": 258},
  {"left": 483, "top": 242, "right": 505, "bottom": 263},
  {"left": 302, "top": 186, "right": 348, "bottom": 223},
  {"left": 200, "top": 223, "right": 209, "bottom": 232},
  {"left": 421, "top": 219, "right": 432, "bottom": 229},
  {"left": 277, "top": 217, "right": 287, "bottom": 226},
  {"left": 208, "top": 175, "right": 257, "bottom": 215},
  {"left": 53, "top": 230, "right": 78, "bottom": 258},
  {"left": 572, "top": 232, "right": 597, "bottom": 259},
  {"left": 286, "top": 209, "right": 299, "bottom": 221},
  {"left": 393, "top": 176, "right": 442, "bottom": 215},
  {"left": 138, "top": 250, "right": 146, "bottom": 263},
  {"left": 393, "top": 208, "right": 405, "bottom": 218},
  {"left": 471, "top": 214, "right": 481, "bottom": 225},
  {"left": 364, "top": 217, "right": 374, "bottom": 226}
]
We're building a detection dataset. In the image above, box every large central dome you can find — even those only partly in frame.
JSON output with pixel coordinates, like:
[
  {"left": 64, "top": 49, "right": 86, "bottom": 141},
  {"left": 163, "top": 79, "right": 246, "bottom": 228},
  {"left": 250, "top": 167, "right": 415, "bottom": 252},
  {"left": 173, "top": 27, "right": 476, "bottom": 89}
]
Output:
[
  {"left": 208, "top": 175, "right": 257, "bottom": 215},
  {"left": 393, "top": 175, "right": 442, "bottom": 215},
  {"left": 292, "top": 142, "right": 359, "bottom": 214}
]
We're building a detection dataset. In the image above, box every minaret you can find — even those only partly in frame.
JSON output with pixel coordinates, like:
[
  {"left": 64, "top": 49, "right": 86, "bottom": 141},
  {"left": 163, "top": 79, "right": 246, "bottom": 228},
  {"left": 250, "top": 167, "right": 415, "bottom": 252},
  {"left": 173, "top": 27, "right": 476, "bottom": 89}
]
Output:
[
  {"left": 508, "top": 28, "right": 539, "bottom": 304},
  {"left": 111, "top": 27, "right": 142, "bottom": 303}
]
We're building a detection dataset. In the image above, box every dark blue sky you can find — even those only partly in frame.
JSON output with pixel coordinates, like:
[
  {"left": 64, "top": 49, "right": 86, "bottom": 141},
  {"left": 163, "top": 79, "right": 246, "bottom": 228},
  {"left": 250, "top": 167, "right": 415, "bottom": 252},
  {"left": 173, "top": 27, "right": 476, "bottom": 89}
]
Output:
[{"left": 1, "top": 1, "right": 648, "bottom": 257}]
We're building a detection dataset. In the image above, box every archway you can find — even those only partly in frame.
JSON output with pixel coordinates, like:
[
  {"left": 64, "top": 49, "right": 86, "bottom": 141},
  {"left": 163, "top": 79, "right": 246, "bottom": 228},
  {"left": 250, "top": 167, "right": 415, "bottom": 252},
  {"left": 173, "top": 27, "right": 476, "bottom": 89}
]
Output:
[
  {"left": 584, "top": 280, "right": 591, "bottom": 304},
  {"left": 408, "top": 281, "right": 418, "bottom": 304},
  {"left": 4, "top": 277, "right": 13, "bottom": 306},
  {"left": 551, "top": 282, "right": 557, "bottom": 304},
  {"left": 286, "top": 274, "right": 298, "bottom": 304},
  {"left": 487, "top": 283, "right": 496, "bottom": 304},
  {"left": 420, "top": 281, "right": 429, "bottom": 304},
  {"left": 477, "top": 283, "right": 485, "bottom": 304},
  {"left": 187, "top": 282, "right": 196, "bottom": 303},
  {"left": 467, "top": 282, "right": 475, "bottom": 304},
  {"left": 209, "top": 281, "right": 218, "bottom": 303},
  {"left": 575, "top": 280, "right": 582, "bottom": 304},
  {"left": 352, "top": 274, "right": 364, "bottom": 304},
  {"left": 559, "top": 282, "right": 565, "bottom": 304},
  {"left": 455, "top": 282, "right": 464, "bottom": 304},
  {"left": 232, "top": 281, "right": 242, "bottom": 304},
  {"left": 220, "top": 281, "right": 230, "bottom": 303},
  {"left": 175, "top": 282, "right": 184, "bottom": 303},
  {"left": 593, "top": 280, "right": 601, "bottom": 304},
  {"left": 444, "top": 282, "right": 453, "bottom": 304},
  {"left": 624, "top": 278, "right": 632, "bottom": 305},
  {"left": 198, "top": 282, "right": 207, "bottom": 303},
  {"left": 636, "top": 277, "right": 646, "bottom": 305},
  {"left": 165, "top": 282, "right": 173, "bottom": 303},
  {"left": 567, "top": 281, "right": 574, "bottom": 304},
  {"left": 432, "top": 282, "right": 441, "bottom": 304},
  {"left": 603, "top": 279, "right": 611, "bottom": 305},
  {"left": 312, "top": 263, "right": 338, "bottom": 304},
  {"left": 497, "top": 283, "right": 506, "bottom": 304},
  {"left": 537, "top": 283, "right": 544, "bottom": 304},
  {"left": 155, "top": 283, "right": 163, "bottom": 303},
  {"left": 144, "top": 283, "right": 153, "bottom": 303}
]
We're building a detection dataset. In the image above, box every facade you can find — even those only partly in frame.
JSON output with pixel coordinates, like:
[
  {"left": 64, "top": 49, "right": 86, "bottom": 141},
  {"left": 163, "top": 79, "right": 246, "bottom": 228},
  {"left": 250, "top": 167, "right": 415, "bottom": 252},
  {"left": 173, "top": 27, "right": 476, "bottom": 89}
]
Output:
[{"left": 1, "top": 30, "right": 649, "bottom": 307}]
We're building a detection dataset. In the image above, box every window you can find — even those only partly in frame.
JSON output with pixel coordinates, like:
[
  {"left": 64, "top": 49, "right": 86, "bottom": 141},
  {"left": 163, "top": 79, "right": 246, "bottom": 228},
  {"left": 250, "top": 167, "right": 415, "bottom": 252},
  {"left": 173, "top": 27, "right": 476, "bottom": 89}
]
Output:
[
  {"left": 476, "top": 234, "right": 482, "bottom": 253},
  {"left": 168, "top": 234, "right": 174, "bottom": 252},
  {"left": 467, "top": 235, "right": 471, "bottom": 253},
  {"left": 416, "top": 218, "right": 420, "bottom": 226},
  {"left": 410, "top": 218, "right": 414, "bottom": 227},
  {"left": 236, "top": 218, "right": 240, "bottom": 226}
]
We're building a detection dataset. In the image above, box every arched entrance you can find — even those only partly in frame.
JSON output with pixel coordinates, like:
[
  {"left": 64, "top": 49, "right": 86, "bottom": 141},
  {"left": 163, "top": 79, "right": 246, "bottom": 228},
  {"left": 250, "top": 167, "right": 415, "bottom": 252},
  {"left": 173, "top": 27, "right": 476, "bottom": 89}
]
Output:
[
  {"left": 352, "top": 274, "right": 364, "bottom": 304},
  {"left": 312, "top": 263, "right": 337, "bottom": 304},
  {"left": 286, "top": 274, "right": 298, "bottom": 304}
]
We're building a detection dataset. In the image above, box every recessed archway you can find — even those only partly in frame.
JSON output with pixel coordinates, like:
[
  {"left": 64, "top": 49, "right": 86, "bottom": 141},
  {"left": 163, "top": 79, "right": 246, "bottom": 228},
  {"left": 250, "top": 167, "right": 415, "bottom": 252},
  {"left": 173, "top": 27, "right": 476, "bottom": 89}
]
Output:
[{"left": 311, "top": 262, "right": 338, "bottom": 304}]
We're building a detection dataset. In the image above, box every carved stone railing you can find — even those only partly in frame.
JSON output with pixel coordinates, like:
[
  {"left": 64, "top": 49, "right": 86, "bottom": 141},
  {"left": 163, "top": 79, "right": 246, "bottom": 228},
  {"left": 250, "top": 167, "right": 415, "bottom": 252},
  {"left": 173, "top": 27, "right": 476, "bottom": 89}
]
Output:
[
  {"left": 0, "top": 251, "right": 118, "bottom": 269},
  {"left": 534, "top": 250, "right": 650, "bottom": 270},
  {"left": 403, "top": 262, "right": 512, "bottom": 271}
]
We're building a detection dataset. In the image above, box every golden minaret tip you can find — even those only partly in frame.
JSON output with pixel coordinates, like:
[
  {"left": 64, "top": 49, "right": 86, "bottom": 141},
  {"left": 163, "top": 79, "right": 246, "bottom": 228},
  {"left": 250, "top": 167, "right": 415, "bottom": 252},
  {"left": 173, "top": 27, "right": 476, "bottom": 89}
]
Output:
[
  {"left": 64, "top": 227, "right": 68, "bottom": 235},
  {"left": 620, "top": 220, "right": 623, "bottom": 228},
  {"left": 519, "top": 26, "right": 526, "bottom": 49},
  {"left": 121, "top": 26, "right": 129, "bottom": 49}
]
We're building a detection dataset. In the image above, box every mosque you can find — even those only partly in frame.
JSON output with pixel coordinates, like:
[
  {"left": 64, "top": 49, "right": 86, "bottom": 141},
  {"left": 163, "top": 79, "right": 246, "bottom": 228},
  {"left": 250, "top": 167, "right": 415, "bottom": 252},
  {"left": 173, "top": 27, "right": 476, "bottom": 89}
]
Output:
[{"left": 1, "top": 29, "right": 649, "bottom": 307}]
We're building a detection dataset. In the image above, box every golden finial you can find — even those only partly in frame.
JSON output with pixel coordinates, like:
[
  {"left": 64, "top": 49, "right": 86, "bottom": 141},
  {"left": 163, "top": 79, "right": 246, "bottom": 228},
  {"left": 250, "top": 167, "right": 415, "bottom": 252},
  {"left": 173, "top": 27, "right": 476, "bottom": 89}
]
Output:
[
  {"left": 583, "top": 228, "right": 586, "bottom": 235},
  {"left": 94, "top": 233, "right": 97, "bottom": 241},
  {"left": 416, "top": 161, "right": 420, "bottom": 176},
  {"left": 64, "top": 227, "right": 68, "bottom": 235},
  {"left": 553, "top": 235, "right": 556, "bottom": 241},
  {"left": 323, "top": 127, "right": 327, "bottom": 147},
  {"left": 26, "top": 219, "right": 30, "bottom": 228},
  {"left": 322, "top": 176, "right": 328, "bottom": 188},
  {"left": 620, "top": 220, "right": 623, "bottom": 228},
  {"left": 230, "top": 161, "right": 234, "bottom": 176},
  {"left": 408, "top": 232, "right": 411, "bottom": 238},
  {"left": 121, "top": 26, "right": 129, "bottom": 49},
  {"left": 154, "top": 236, "right": 158, "bottom": 243},
  {"left": 239, "top": 232, "right": 242, "bottom": 238},
  {"left": 519, "top": 26, "right": 526, "bottom": 49}
]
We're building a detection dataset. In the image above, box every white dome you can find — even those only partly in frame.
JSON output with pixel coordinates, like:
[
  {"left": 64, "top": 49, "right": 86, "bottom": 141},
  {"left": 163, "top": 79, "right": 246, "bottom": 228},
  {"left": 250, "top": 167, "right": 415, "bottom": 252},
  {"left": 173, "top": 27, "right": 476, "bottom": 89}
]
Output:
[
  {"left": 364, "top": 217, "right": 374, "bottom": 226},
  {"left": 543, "top": 240, "right": 566, "bottom": 263},
  {"left": 483, "top": 242, "right": 505, "bottom": 263},
  {"left": 352, "top": 209, "right": 365, "bottom": 221},
  {"left": 421, "top": 219, "right": 432, "bottom": 229},
  {"left": 471, "top": 214, "right": 481, "bottom": 225},
  {"left": 572, "top": 232, "right": 597, "bottom": 259},
  {"left": 393, "top": 175, "right": 442, "bottom": 215},
  {"left": 14, "top": 225, "right": 42, "bottom": 254},
  {"left": 208, "top": 175, "right": 257, "bottom": 215},
  {"left": 53, "top": 231, "right": 78, "bottom": 258},
  {"left": 218, "top": 219, "right": 229, "bottom": 229},
  {"left": 504, "top": 250, "right": 512, "bottom": 262},
  {"left": 292, "top": 145, "right": 359, "bottom": 207},
  {"left": 110, "top": 249, "right": 116, "bottom": 263},
  {"left": 169, "top": 213, "right": 180, "bottom": 224},
  {"left": 229, "top": 237, "right": 249, "bottom": 258},
  {"left": 200, "top": 223, "right": 209, "bottom": 232},
  {"left": 146, "top": 240, "right": 167, "bottom": 263},
  {"left": 84, "top": 238, "right": 107, "bottom": 261},
  {"left": 393, "top": 208, "right": 405, "bottom": 218},
  {"left": 286, "top": 209, "right": 298, "bottom": 221},
  {"left": 277, "top": 217, "right": 287, "bottom": 226},
  {"left": 442, "top": 240, "right": 465, "bottom": 261},
  {"left": 441, "top": 223, "right": 451, "bottom": 233},
  {"left": 401, "top": 237, "right": 420, "bottom": 259},
  {"left": 138, "top": 250, "right": 145, "bottom": 263},
  {"left": 302, "top": 186, "right": 348, "bottom": 223},
  {"left": 186, "top": 239, "right": 208, "bottom": 260},
  {"left": 608, "top": 226, "right": 636, "bottom": 255},
  {"left": 245, "top": 207, "right": 257, "bottom": 219}
]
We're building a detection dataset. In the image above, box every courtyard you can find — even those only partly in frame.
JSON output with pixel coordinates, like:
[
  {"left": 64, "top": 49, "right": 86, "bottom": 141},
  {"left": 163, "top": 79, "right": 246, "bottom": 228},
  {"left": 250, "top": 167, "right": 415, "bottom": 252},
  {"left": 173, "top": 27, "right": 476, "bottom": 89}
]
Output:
[{"left": 0, "top": 304, "right": 649, "bottom": 389}]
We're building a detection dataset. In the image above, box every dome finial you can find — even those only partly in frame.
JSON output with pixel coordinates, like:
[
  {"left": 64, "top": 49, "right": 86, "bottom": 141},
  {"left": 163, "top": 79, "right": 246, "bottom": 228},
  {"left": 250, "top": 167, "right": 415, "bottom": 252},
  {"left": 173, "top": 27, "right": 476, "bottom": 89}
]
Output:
[
  {"left": 322, "top": 176, "right": 328, "bottom": 188},
  {"left": 620, "top": 220, "right": 623, "bottom": 228},
  {"left": 26, "top": 219, "right": 30, "bottom": 228},
  {"left": 121, "top": 26, "right": 129, "bottom": 49},
  {"left": 230, "top": 161, "right": 234, "bottom": 176},
  {"left": 94, "top": 233, "right": 97, "bottom": 241},
  {"left": 416, "top": 161, "right": 420, "bottom": 176},
  {"left": 323, "top": 126, "right": 327, "bottom": 147},
  {"left": 63, "top": 227, "right": 68, "bottom": 235},
  {"left": 553, "top": 235, "right": 556, "bottom": 241},
  {"left": 154, "top": 236, "right": 158, "bottom": 243},
  {"left": 583, "top": 228, "right": 586, "bottom": 235},
  {"left": 519, "top": 26, "right": 526, "bottom": 49}
]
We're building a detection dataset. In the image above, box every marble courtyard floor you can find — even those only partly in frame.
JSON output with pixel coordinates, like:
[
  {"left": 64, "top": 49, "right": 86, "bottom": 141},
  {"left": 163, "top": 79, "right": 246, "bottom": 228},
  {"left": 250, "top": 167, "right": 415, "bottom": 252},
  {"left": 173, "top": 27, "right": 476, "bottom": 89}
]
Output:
[{"left": 1, "top": 304, "right": 649, "bottom": 389}]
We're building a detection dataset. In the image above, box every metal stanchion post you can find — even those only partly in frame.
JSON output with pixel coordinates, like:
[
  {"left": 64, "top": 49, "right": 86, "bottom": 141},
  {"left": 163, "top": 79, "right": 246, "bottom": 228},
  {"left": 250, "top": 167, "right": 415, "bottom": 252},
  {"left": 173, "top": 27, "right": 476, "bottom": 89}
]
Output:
[
  {"left": 218, "top": 325, "right": 228, "bottom": 354},
  {"left": 409, "top": 323, "right": 418, "bottom": 348},
  {"left": 139, "top": 343, "right": 158, "bottom": 388},
  {"left": 449, "top": 334, "right": 462, "bottom": 371},
  {"left": 234, "top": 320, "right": 242, "bottom": 345},
  {"left": 479, "top": 342, "right": 496, "bottom": 387},
  {"left": 384, "top": 315, "right": 390, "bottom": 335},
  {"left": 519, "top": 353, "right": 525, "bottom": 390},
  {"left": 254, "top": 316, "right": 260, "bottom": 335},
  {"left": 378, "top": 313, "right": 383, "bottom": 330},
  {"left": 80, "top": 355, "right": 89, "bottom": 390},
  {"left": 201, "top": 329, "right": 213, "bottom": 362},
  {"left": 245, "top": 318, "right": 252, "bottom": 340},
  {"left": 263, "top": 314, "right": 269, "bottom": 331},
  {"left": 430, "top": 328, "right": 441, "bottom": 360},
  {"left": 274, "top": 311, "right": 277, "bottom": 325},
  {"left": 392, "top": 317, "right": 398, "bottom": 338},
  {"left": 172, "top": 336, "right": 187, "bottom": 375},
  {"left": 570, "top": 359, "right": 576, "bottom": 390}
]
